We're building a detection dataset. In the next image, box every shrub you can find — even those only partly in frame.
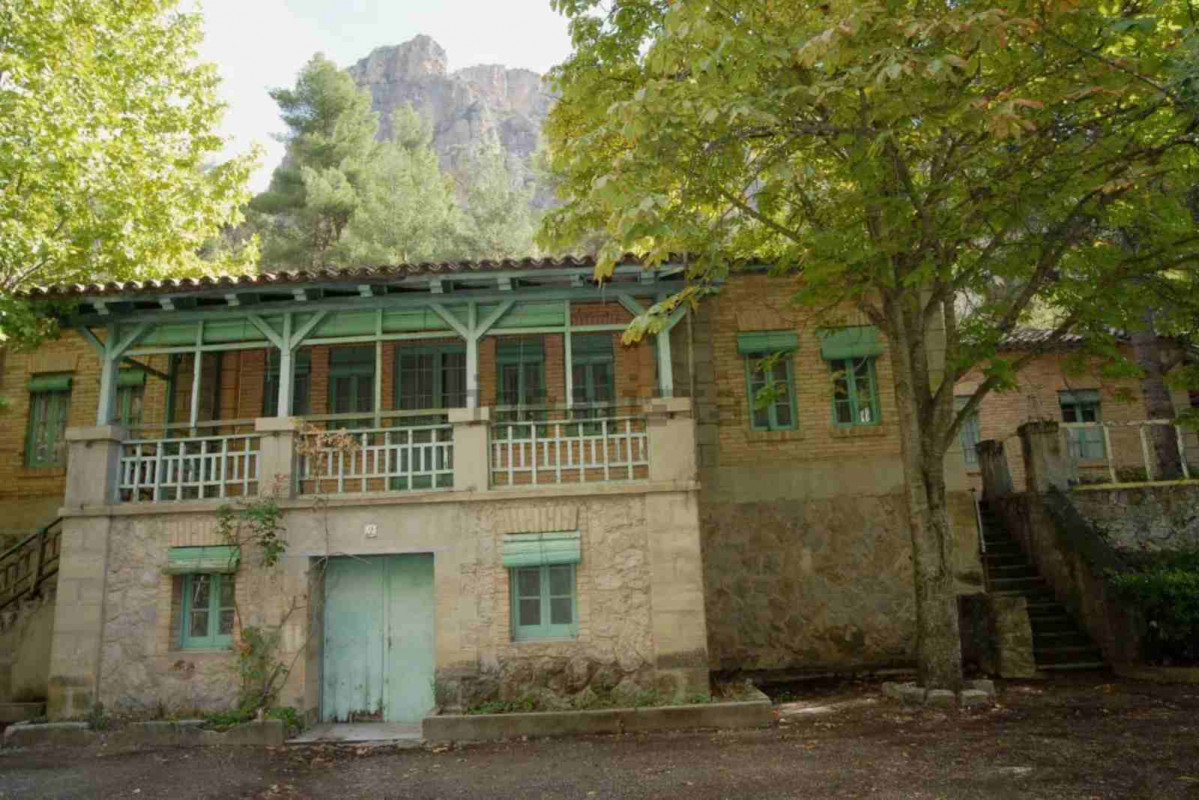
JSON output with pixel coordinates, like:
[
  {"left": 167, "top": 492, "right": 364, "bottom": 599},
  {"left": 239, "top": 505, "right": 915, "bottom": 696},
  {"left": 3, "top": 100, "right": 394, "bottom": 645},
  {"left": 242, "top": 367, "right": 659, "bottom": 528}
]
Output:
[{"left": 1111, "top": 552, "right": 1199, "bottom": 664}]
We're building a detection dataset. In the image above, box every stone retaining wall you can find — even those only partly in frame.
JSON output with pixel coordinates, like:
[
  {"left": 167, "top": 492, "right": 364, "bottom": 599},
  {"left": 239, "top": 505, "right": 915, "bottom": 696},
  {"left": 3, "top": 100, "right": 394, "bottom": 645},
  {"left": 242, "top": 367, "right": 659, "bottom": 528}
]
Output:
[{"left": 1071, "top": 485, "right": 1199, "bottom": 555}]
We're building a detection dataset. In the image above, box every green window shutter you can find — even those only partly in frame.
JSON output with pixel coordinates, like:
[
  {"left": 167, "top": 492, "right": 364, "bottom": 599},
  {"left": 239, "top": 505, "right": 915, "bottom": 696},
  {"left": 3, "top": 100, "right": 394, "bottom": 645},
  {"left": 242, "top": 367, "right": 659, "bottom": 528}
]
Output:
[
  {"left": 25, "top": 384, "right": 72, "bottom": 467},
  {"left": 27, "top": 374, "right": 72, "bottom": 392},
  {"left": 818, "top": 326, "right": 885, "bottom": 360},
  {"left": 501, "top": 532, "right": 582, "bottom": 568},
  {"left": 166, "top": 546, "right": 241, "bottom": 574},
  {"left": 179, "top": 573, "right": 236, "bottom": 650},
  {"left": 510, "top": 563, "right": 577, "bottom": 640},
  {"left": 736, "top": 331, "right": 798, "bottom": 355},
  {"left": 117, "top": 369, "right": 146, "bottom": 388}
]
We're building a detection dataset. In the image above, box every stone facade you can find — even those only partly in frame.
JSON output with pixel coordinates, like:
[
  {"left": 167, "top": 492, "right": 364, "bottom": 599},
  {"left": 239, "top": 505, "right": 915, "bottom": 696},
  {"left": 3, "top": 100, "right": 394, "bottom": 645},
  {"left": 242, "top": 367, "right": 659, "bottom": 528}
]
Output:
[
  {"left": 681, "top": 275, "right": 984, "bottom": 674},
  {"left": 1071, "top": 485, "right": 1199, "bottom": 554}
]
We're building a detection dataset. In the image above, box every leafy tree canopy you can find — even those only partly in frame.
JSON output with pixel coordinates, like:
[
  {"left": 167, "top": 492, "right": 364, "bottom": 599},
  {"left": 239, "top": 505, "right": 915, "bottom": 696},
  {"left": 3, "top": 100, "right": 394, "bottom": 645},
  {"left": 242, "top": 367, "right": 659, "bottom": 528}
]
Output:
[
  {"left": 543, "top": 0, "right": 1199, "bottom": 686},
  {"left": 0, "top": 0, "right": 258, "bottom": 345}
]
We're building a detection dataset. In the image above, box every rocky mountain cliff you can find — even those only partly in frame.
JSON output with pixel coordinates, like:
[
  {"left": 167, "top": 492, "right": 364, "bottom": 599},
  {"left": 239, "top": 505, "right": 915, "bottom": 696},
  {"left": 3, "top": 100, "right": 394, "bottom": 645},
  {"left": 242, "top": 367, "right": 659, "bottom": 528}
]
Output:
[{"left": 347, "top": 35, "right": 554, "bottom": 207}]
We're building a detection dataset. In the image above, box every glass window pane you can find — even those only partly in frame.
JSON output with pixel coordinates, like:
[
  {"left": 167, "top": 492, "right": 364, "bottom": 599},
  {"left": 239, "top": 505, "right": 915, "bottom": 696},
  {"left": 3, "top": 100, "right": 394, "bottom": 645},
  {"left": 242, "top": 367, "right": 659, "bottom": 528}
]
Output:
[
  {"left": 774, "top": 395, "right": 792, "bottom": 427},
  {"left": 518, "top": 598, "right": 540, "bottom": 626},
  {"left": 548, "top": 565, "right": 572, "bottom": 596},
  {"left": 1080, "top": 404, "right": 1098, "bottom": 423},
  {"left": 1060, "top": 403, "right": 1078, "bottom": 422},
  {"left": 190, "top": 575, "right": 211, "bottom": 608},
  {"left": 189, "top": 610, "right": 210, "bottom": 639},
  {"left": 592, "top": 364, "right": 613, "bottom": 403},
  {"left": 500, "top": 364, "right": 520, "bottom": 405},
  {"left": 219, "top": 610, "right": 235, "bottom": 636},
  {"left": 218, "top": 576, "right": 234, "bottom": 609},
  {"left": 517, "top": 568, "right": 540, "bottom": 598},
  {"left": 834, "top": 400, "right": 853, "bottom": 424},
  {"left": 550, "top": 597, "right": 573, "bottom": 626},
  {"left": 442, "top": 352, "right": 466, "bottom": 408}
]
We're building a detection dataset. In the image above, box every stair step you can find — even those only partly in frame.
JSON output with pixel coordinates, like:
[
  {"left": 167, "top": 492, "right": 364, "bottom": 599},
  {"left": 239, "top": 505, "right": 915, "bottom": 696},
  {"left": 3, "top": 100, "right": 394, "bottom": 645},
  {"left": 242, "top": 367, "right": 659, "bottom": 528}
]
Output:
[
  {"left": 983, "top": 553, "right": 1029, "bottom": 566},
  {"left": 1030, "top": 617, "right": 1079, "bottom": 634},
  {"left": 983, "top": 543, "right": 1023, "bottom": 555},
  {"left": 988, "top": 577, "right": 1048, "bottom": 592},
  {"left": 1034, "top": 631, "right": 1093, "bottom": 648},
  {"left": 986, "top": 564, "right": 1039, "bottom": 577},
  {"left": 1039, "top": 661, "right": 1107, "bottom": 672},
  {"left": 1035, "top": 646, "right": 1105, "bottom": 665}
]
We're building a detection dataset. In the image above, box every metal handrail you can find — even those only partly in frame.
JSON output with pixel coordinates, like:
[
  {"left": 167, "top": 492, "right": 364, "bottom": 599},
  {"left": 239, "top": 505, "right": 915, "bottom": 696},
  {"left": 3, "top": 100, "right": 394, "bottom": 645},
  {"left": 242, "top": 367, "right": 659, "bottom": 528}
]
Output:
[{"left": 0, "top": 517, "right": 63, "bottom": 613}]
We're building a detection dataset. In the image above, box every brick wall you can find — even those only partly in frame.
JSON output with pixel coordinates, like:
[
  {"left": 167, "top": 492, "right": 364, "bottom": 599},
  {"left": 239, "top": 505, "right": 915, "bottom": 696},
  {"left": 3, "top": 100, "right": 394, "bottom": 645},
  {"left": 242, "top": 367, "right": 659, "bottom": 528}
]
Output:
[{"left": 954, "top": 348, "right": 1180, "bottom": 492}]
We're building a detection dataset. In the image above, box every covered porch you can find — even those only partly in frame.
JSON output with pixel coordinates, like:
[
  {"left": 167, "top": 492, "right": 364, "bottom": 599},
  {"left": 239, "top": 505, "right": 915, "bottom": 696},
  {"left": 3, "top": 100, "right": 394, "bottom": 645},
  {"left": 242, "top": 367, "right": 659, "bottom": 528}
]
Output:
[{"left": 61, "top": 259, "right": 693, "bottom": 503}]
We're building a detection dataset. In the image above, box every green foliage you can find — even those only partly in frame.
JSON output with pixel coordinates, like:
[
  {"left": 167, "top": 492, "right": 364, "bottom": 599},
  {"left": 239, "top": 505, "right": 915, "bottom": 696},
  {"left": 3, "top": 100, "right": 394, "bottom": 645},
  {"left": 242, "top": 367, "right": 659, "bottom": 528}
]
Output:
[
  {"left": 454, "top": 148, "right": 539, "bottom": 261},
  {"left": 252, "top": 54, "right": 380, "bottom": 269},
  {"left": 0, "top": 0, "right": 258, "bottom": 345},
  {"left": 1111, "top": 552, "right": 1199, "bottom": 663},
  {"left": 234, "top": 624, "right": 289, "bottom": 713},
  {"left": 200, "top": 705, "right": 302, "bottom": 736},
  {"left": 339, "top": 108, "right": 463, "bottom": 265},
  {"left": 217, "top": 498, "right": 286, "bottom": 568},
  {"left": 86, "top": 702, "right": 113, "bottom": 732}
]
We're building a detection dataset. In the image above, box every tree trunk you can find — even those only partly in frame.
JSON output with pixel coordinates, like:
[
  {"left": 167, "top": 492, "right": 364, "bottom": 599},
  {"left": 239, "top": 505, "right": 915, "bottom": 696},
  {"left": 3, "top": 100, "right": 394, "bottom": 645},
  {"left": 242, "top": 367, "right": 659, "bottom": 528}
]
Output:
[
  {"left": 1132, "top": 310, "right": 1181, "bottom": 480},
  {"left": 883, "top": 295, "right": 964, "bottom": 690}
]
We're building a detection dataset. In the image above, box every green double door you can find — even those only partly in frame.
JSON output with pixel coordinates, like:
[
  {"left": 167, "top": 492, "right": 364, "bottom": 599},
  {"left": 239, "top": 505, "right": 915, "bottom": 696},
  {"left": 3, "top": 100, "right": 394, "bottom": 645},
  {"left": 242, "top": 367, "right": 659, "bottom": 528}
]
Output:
[{"left": 322, "top": 554, "right": 435, "bottom": 723}]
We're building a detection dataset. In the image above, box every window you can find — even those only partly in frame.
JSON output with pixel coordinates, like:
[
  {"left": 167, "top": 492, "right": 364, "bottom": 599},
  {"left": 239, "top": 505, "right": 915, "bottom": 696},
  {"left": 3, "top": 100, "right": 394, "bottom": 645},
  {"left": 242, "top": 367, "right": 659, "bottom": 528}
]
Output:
[
  {"left": 745, "top": 353, "right": 797, "bottom": 431},
  {"left": 1059, "top": 389, "right": 1105, "bottom": 461},
  {"left": 571, "top": 335, "right": 614, "bottom": 427},
  {"left": 497, "top": 338, "right": 545, "bottom": 427},
  {"left": 116, "top": 369, "right": 145, "bottom": 427},
  {"left": 25, "top": 374, "right": 72, "bottom": 467},
  {"left": 830, "top": 358, "right": 881, "bottom": 426},
  {"left": 328, "top": 346, "right": 375, "bottom": 427},
  {"left": 954, "top": 396, "right": 981, "bottom": 467},
  {"left": 179, "top": 573, "right": 235, "bottom": 649},
  {"left": 263, "top": 350, "right": 312, "bottom": 416},
  {"left": 396, "top": 345, "right": 466, "bottom": 417},
  {"left": 510, "top": 564, "right": 577, "bottom": 640}
]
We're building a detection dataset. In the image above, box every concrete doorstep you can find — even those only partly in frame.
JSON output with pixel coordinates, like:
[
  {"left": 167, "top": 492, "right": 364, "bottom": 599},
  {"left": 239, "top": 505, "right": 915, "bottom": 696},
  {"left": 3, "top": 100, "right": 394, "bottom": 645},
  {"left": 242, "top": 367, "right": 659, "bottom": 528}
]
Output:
[
  {"left": 2, "top": 719, "right": 285, "bottom": 748},
  {"left": 423, "top": 694, "right": 774, "bottom": 743}
]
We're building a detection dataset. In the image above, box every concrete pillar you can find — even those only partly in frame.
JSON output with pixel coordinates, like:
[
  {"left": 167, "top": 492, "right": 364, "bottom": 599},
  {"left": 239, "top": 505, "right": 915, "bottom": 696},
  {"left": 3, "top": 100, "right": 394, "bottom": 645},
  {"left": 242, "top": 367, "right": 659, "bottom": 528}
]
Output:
[
  {"left": 977, "top": 440, "right": 1014, "bottom": 500},
  {"left": 644, "top": 490, "right": 709, "bottom": 700},
  {"left": 449, "top": 406, "right": 491, "bottom": 493},
  {"left": 49, "top": 426, "right": 130, "bottom": 718},
  {"left": 255, "top": 417, "right": 300, "bottom": 498},
  {"left": 1018, "top": 421, "right": 1077, "bottom": 494},
  {"left": 63, "top": 425, "right": 126, "bottom": 509},
  {"left": 645, "top": 398, "right": 696, "bottom": 484}
]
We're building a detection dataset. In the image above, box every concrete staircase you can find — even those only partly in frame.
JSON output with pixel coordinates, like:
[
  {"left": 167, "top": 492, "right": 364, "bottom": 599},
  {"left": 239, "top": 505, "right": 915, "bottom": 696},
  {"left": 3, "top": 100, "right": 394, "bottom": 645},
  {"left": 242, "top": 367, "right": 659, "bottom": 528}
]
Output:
[{"left": 978, "top": 503, "right": 1105, "bottom": 672}]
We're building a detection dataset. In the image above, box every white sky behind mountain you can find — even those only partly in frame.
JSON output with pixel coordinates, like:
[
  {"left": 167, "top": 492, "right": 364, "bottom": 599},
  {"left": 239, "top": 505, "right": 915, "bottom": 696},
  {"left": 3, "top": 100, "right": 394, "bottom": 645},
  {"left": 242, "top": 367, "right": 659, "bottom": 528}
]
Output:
[{"left": 192, "top": 0, "right": 573, "bottom": 190}]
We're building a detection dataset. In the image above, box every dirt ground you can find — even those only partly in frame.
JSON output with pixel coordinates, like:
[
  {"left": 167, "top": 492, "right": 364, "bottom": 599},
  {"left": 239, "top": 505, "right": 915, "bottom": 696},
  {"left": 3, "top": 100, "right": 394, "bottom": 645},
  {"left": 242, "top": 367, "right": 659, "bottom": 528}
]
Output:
[{"left": 2, "top": 675, "right": 1198, "bottom": 800}]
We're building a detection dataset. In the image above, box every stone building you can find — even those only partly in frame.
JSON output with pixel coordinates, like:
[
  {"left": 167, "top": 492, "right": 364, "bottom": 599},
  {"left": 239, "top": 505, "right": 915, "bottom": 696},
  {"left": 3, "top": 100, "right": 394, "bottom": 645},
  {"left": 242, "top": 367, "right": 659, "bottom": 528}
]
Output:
[{"left": 13, "top": 255, "right": 1147, "bottom": 723}]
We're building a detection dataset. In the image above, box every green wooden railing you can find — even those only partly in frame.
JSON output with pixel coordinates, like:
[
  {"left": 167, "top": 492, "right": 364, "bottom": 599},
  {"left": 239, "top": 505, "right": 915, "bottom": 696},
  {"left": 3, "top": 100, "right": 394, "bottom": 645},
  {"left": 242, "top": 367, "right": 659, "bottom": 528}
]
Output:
[{"left": 0, "top": 518, "right": 63, "bottom": 613}]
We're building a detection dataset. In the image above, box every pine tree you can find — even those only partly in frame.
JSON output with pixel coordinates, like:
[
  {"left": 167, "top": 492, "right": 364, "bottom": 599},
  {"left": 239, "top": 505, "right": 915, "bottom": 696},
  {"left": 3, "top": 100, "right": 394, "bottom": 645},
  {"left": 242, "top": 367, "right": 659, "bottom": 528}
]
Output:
[{"left": 455, "top": 148, "right": 538, "bottom": 261}]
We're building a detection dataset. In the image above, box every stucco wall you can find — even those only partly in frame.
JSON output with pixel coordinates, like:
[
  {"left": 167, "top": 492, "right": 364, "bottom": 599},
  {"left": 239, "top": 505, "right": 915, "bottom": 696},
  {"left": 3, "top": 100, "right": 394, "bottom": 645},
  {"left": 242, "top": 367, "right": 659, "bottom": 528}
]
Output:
[
  {"left": 91, "top": 487, "right": 699, "bottom": 717},
  {"left": 0, "top": 586, "right": 56, "bottom": 703}
]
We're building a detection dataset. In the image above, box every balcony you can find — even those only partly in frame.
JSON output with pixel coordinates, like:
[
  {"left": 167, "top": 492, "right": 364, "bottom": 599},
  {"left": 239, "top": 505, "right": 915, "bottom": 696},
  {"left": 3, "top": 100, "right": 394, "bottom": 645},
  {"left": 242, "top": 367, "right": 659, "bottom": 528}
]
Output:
[{"left": 65, "top": 400, "right": 693, "bottom": 509}]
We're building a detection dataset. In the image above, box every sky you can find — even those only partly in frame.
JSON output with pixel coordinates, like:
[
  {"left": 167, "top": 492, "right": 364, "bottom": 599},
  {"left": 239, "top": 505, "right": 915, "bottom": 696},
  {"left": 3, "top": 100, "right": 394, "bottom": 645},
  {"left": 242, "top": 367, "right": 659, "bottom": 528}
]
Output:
[{"left": 192, "top": 0, "right": 574, "bottom": 191}]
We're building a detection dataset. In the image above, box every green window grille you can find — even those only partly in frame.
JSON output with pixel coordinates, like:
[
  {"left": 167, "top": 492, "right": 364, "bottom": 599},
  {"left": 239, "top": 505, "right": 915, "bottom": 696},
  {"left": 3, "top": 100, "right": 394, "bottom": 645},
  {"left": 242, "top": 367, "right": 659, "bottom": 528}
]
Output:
[
  {"left": 263, "top": 350, "right": 312, "bottom": 416},
  {"left": 1059, "top": 390, "right": 1105, "bottom": 461},
  {"left": 179, "top": 573, "right": 236, "bottom": 650},
  {"left": 571, "top": 335, "right": 614, "bottom": 429},
  {"left": 954, "top": 396, "right": 981, "bottom": 467},
  {"left": 497, "top": 338, "right": 546, "bottom": 428},
  {"left": 510, "top": 563, "right": 577, "bottom": 640},
  {"left": 328, "top": 346, "right": 375, "bottom": 427},
  {"left": 744, "top": 352, "right": 797, "bottom": 431},
  {"left": 829, "top": 357, "right": 881, "bottom": 426},
  {"left": 25, "top": 375, "right": 72, "bottom": 467}
]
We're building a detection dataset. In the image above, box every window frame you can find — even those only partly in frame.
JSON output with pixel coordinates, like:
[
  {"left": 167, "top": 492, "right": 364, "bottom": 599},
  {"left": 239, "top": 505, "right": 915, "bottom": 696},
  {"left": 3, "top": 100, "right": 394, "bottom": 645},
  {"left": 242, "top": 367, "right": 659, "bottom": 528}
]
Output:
[
  {"left": 743, "top": 350, "right": 798, "bottom": 432},
  {"left": 1059, "top": 390, "right": 1106, "bottom": 461},
  {"left": 954, "top": 396, "right": 981, "bottom": 467},
  {"left": 25, "top": 384, "right": 72, "bottom": 468},
  {"left": 395, "top": 343, "right": 467, "bottom": 418},
  {"left": 179, "top": 573, "right": 236, "bottom": 650},
  {"left": 829, "top": 357, "right": 882, "bottom": 427},
  {"left": 327, "top": 346, "right": 376, "bottom": 427},
  {"left": 509, "top": 564, "right": 578, "bottom": 641},
  {"left": 496, "top": 339, "right": 547, "bottom": 436},
  {"left": 263, "top": 349, "right": 312, "bottom": 416}
]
